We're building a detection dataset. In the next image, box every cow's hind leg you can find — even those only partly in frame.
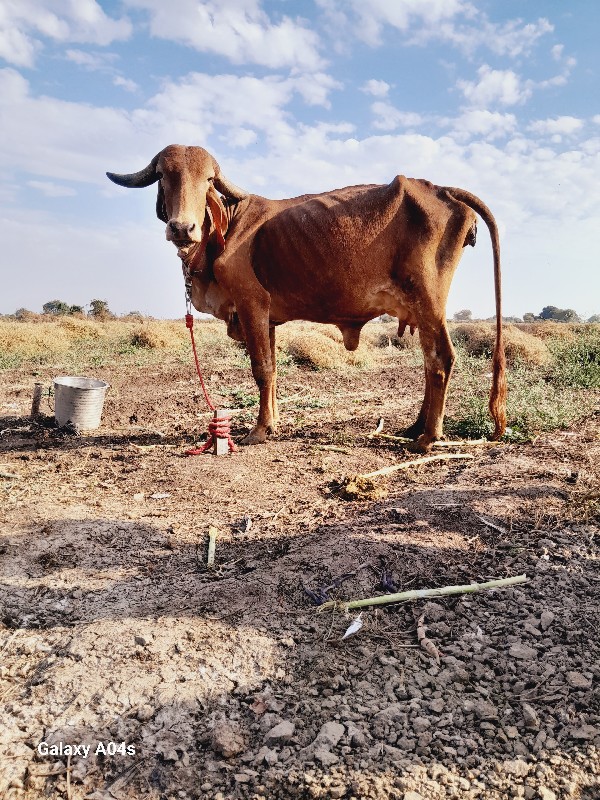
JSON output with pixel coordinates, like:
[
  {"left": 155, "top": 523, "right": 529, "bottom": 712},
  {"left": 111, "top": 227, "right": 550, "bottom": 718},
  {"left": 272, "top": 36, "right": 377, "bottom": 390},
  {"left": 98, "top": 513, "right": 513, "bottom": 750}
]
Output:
[
  {"left": 270, "top": 325, "right": 280, "bottom": 426},
  {"left": 404, "top": 371, "right": 430, "bottom": 439},
  {"left": 411, "top": 323, "right": 455, "bottom": 453}
]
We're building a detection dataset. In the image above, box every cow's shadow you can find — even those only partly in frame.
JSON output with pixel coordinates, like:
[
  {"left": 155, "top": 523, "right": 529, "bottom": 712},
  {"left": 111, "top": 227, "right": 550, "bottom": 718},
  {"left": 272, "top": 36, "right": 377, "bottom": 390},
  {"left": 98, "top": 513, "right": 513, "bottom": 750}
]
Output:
[{"left": 1, "top": 486, "right": 599, "bottom": 799}]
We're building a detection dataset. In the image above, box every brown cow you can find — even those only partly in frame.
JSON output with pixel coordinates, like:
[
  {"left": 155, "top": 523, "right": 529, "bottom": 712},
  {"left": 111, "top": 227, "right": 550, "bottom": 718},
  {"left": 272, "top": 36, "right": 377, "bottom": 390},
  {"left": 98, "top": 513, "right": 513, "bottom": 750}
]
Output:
[{"left": 107, "top": 144, "right": 506, "bottom": 451}]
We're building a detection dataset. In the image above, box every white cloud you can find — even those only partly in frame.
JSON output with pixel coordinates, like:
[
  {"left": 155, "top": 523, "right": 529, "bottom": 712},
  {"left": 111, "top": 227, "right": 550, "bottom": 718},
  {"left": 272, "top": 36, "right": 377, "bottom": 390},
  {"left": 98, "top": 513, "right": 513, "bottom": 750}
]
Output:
[
  {"left": 434, "top": 16, "right": 553, "bottom": 58},
  {"left": 449, "top": 109, "right": 517, "bottom": 141},
  {"left": 361, "top": 79, "right": 390, "bottom": 97},
  {"left": 147, "top": 73, "right": 294, "bottom": 143},
  {"left": 317, "top": 1, "right": 552, "bottom": 60},
  {"left": 0, "top": 0, "right": 131, "bottom": 66},
  {"left": 65, "top": 48, "right": 118, "bottom": 69},
  {"left": 292, "top": 73, "right": 342, "bottom": 107},
  {"left": 123, "top": 0, "right": 323, "bottom": 70},
  {"left": 458, "top": 65, "right": 531, "bottom": 107},
  {"left": 0, "top": 24, "right": 39, "bottom": 67},
  {"left": 371, "top": 102, "right": 423, "bottom": 131},
  {"left": 0, "top": 68, "right": 159, "bottom": 184},
  {"left": 329, "top": 0, "right": 472, "bottom": 47},
  {"left": 528, "top": 116, "right": 584, "bottom": 138},
  {"left": 0, "top": 67, "right": 342, "bottom": 189},
  {"left": 27, "top": 180, "right": 77, "bottom": 197},
  {"left": 113, "top": 75, "right": 139, "bottom": 92},
  {"left": 221, "top": 127, "right": 258, "bottom": 149},
  {"left": 65, "top": 48, "right": 139, "bottom": 92}
]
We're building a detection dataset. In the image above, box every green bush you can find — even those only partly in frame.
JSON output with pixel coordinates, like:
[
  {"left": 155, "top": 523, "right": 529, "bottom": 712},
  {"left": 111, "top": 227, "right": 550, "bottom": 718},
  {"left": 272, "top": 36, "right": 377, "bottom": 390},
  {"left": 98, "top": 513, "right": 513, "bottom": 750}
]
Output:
[
  {"left": 546, "top": 327, "right": 600, "bottom": 389},
  {"left": 444, "top": 344, "right": 598, "bottom": 441}
]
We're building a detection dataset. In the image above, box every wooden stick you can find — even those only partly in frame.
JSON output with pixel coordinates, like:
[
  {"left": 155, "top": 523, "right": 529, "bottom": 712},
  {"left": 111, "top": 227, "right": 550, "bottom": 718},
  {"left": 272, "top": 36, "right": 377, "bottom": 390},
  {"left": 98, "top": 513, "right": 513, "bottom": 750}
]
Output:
[
  {"left": 207, "top": 526, "right": 218, "bottom": 568},
  {"left": 30, "top": 382, "right": 43, "bottom": 418},
  {"left": 315, "top": 445, "right": 351, "bottom": 454},
  {"left": 478, "top": 515, "right": 507, "bottom": 535},
  {"left": 360, "top": 453, "right": 474, "bottom": 479},
  {"left": 66, "top": 753, "right": 73, "bottom": 800},
  {"left": 317, "top": 574, "right": 528, "bottom": 612},
  {"left": 369, "top": 432, "right": 489, "bottom": 447}
]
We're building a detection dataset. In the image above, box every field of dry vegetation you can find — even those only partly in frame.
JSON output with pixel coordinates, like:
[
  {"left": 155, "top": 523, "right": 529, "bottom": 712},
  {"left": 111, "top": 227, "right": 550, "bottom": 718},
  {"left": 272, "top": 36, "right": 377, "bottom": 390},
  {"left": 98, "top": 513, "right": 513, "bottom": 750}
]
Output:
[{"left": 1, "top": 315, "right": 599, "bottom": 800}]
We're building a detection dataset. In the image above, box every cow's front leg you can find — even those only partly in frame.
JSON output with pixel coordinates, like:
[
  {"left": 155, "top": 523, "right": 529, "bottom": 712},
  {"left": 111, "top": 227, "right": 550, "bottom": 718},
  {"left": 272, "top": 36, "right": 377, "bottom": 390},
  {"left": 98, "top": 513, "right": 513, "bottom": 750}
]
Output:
[{"left": 237, "top": 309, "right": 276, "bottom": 445}]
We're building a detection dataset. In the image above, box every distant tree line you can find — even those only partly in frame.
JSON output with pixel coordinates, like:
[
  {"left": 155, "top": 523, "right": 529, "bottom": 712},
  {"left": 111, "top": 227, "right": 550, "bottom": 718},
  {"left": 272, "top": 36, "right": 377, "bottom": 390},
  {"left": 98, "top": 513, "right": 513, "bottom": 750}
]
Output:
[
  {"left": 452, "top": 306, "right": 600, "bottom": 324},
  {"left": 9, "top": 300, "right": 147, "bottom": 321}
]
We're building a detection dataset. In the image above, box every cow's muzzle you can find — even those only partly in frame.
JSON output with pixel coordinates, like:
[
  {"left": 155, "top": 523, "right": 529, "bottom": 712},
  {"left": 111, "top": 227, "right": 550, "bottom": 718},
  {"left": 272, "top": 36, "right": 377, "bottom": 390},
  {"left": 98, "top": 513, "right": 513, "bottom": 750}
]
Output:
[{"left": 167, "top": 220, "right": 199, "bottom": 246}]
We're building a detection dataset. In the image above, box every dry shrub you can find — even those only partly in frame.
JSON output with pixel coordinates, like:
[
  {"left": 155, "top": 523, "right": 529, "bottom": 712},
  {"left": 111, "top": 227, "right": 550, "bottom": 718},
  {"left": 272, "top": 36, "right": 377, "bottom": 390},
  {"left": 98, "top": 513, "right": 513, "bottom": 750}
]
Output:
[
  {"left": 130, "top": 321, "right": 188, "bottom": 350},
  {"left": 0, "top": 321, "right": 71, "bottom": 357},
  {"left": 452, "top": 323, "right": 550, "bottom": 366},
  {"left": 284, "top": 321, "right": 375, "bottom": 369},
  {"left": 317, "top": 324, "right": 375, "bottom": 364},
  {"left": 374, "top": 332, "right": 416, "bottom": 350},
  {"left": 518, "top": 322, "right": 582, "bottom": 342},
  {"left": 286, "top": 330, "right": 346, "bottom": 369},
  {"left": 361, "top": 320, "right": 419, "bottom": 350},
  {"left": 318, "top": 325, "right": 344, "bottom": 344},
  {"left": 56, "top": 316, "right": 103, "bottom": 339}
]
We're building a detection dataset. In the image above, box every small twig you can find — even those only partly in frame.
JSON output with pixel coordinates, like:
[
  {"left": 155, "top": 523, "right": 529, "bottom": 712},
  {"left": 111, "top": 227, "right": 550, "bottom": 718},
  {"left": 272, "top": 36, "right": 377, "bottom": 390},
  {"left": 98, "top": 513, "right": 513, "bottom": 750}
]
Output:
[
  {"left": 370, "top": 432, "right": 489, "bottom": 447},
  {"left": 0, "top": 471, "right": 20, "bottom": 480},
  {"left": 360, "top": 453, "right": 474, "bottom": 480},
  {"left": 66, "top": 753, "right": 73, "bottom": 800},
  {"left": 416, "top": 612, "right": 440, "bottom": 664},
  {"left": 478, "top": 515, "right": 507, "bottom": 535},
  {"left": 207, "top": 526, "right": 218, "bottom": 568},
  {"left": 315, "top": 445, "right": 352, "bottom": 454},
  {"left": 317, "top": 574, "right": 528, "bottom": 612}
]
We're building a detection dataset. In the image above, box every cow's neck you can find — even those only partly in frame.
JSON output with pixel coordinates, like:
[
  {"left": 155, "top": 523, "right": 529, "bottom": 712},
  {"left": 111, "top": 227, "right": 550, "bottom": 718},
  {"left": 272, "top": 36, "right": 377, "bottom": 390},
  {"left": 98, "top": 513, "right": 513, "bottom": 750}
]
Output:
[{"left": 179, "top": 199, "right": 240, "bottom": 284}]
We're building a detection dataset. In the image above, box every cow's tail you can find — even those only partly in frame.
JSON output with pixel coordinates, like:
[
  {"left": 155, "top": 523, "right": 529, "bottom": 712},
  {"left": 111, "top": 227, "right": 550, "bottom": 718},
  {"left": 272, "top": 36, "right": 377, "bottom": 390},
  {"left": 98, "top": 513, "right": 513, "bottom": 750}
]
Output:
[{"left": 445, "top": 187, "right": 507, "bottom": 440}]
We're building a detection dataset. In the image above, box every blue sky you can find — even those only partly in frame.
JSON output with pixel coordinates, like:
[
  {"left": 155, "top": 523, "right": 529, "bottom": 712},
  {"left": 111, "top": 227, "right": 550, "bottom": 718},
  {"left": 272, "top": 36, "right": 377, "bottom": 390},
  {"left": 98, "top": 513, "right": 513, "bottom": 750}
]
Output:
[{"left": 0, "top": 0, "right": 598, "bottom": 319}]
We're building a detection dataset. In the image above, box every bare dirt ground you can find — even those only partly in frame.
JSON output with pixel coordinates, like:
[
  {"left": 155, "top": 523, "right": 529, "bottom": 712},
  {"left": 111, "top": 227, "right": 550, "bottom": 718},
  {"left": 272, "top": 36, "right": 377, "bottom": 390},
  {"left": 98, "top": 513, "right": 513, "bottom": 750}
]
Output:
[{"left": 1, "top": 351, "right": 599, "bottom": 800}]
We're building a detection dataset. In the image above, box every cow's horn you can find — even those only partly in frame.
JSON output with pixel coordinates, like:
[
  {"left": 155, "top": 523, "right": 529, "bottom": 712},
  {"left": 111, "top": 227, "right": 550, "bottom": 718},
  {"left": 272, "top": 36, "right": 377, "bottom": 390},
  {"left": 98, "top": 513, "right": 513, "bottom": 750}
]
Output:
[
  {"left": 213, "top": 173, "right": 248, "bottom": 200},
  {"left": 106, "top": 154, "right": 160, "bottom": 188}
]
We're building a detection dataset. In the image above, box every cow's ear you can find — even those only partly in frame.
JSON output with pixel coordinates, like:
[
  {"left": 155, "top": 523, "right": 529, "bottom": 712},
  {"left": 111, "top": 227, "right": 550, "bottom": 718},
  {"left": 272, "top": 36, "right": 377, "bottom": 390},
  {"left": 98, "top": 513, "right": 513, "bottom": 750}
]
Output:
[
  {"left": 206, "top": 183, "right": 227, "bottom": 251},
  {"left": 156, "top": 181, "right": 168, "bottom": 223}
]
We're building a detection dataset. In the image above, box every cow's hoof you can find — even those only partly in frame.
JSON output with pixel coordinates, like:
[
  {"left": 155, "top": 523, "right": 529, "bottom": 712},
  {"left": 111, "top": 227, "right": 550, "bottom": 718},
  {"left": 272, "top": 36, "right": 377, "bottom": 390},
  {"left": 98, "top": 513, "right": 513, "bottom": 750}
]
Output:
[
  {"left": 407, "top": 435, "right": 435, "bottom": 454},
  {"left": 239, "top": 432, "right": 266, "bottom": 445},
  {"left": 239, "top": 425, "right": 274, "bottom": 445}
]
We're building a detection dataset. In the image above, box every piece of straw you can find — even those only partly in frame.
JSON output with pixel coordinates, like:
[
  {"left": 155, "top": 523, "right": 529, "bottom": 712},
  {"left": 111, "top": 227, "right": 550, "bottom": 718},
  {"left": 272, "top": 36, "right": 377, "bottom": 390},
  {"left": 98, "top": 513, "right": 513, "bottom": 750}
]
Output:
[{"left": 317, "top": 574, "right": 528, "bottom": 612}]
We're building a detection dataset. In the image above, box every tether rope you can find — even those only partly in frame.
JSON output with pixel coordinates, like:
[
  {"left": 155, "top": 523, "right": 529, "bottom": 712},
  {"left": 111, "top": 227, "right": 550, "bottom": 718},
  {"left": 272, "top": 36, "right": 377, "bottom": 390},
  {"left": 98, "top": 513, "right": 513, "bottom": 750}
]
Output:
[{"left": 185, "top": 313, "right": 237, "bottom": 455}]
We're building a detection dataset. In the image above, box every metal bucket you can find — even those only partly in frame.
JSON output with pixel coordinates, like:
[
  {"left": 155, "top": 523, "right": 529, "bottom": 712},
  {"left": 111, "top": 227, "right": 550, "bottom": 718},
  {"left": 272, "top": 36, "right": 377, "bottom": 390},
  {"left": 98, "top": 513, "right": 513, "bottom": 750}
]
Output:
[{"left": 53, "top": 376, "right": 109, "bottom": 430}]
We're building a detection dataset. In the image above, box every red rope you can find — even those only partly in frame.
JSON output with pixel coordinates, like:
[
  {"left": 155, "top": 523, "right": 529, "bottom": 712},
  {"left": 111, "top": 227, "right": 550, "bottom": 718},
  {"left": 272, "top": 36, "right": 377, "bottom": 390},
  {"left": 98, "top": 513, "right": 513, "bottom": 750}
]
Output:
[{"left": 185, "top": 314, "right": 236, "bottom": 455}]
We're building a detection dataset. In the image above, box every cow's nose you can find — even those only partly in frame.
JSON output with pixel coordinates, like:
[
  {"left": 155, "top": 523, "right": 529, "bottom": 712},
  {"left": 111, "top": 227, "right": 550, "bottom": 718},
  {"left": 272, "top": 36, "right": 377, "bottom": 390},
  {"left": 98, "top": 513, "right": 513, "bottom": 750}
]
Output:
[{"left": 169, "top": 221, "right": 195, "bottom": 235}]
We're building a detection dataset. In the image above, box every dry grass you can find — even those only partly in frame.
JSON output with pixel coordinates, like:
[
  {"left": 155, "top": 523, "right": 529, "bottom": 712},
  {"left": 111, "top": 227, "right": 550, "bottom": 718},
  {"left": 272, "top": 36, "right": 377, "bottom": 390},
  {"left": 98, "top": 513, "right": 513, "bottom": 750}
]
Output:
[
  {"left": 129, "top": 320, "right": 189, "bottom": 349},
  {"left": 0, "top": 321, "right": 73, "bottom": 360},
  {"left": 281, "top": 324, "right": 374, "bottom": 369},
  {"left": 518, "top": 322, "right": 579, "bottom": 341},
  {"left": 451, "top": 323, "right": 550, "bottom": 366}
]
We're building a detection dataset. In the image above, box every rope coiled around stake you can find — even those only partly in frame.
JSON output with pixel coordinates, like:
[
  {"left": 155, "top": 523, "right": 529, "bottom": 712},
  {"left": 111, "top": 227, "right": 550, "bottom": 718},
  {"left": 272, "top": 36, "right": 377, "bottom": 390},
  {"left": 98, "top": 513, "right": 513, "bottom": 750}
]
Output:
[{"left": 185, "top": 313, "right": 236, "bottom": 455}]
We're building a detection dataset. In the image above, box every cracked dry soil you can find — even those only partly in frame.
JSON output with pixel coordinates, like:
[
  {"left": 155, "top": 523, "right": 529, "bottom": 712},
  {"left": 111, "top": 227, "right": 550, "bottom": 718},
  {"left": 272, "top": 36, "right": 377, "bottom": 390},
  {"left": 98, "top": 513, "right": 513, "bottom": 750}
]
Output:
[{"left": 0, "top": 355, "right": 599, "bottom": 800}]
